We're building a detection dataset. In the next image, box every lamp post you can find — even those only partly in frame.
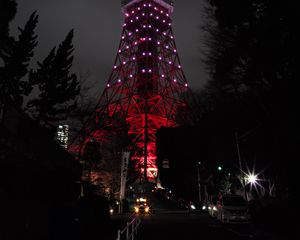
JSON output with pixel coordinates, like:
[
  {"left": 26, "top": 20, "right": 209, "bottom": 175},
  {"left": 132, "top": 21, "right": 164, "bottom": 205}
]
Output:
[
  {"left": 235, "top": 132, "right": 248, "bottom": 201},
  {"left": 197, "top": 162, "right": 202, "bottom": 203}
]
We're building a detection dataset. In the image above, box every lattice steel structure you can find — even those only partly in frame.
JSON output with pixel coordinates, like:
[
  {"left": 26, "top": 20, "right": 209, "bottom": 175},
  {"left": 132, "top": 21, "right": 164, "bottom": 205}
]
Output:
[{"left": 93, "top": 0, "right": 191, "bottom": 182}]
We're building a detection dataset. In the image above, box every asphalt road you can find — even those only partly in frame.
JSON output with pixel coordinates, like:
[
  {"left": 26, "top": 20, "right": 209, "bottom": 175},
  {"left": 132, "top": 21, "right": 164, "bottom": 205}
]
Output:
[{"left": 112, "top": 211, "right": 285, "bottom": 240}]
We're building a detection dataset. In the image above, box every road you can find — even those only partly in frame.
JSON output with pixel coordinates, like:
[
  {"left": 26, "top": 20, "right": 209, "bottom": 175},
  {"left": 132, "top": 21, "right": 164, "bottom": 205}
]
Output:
[
  {"left": 111, "top": 192, "right": 286, "bottom": 240},
  {"left": 112, "top": 211, "right": 284, "bottom": 240}
]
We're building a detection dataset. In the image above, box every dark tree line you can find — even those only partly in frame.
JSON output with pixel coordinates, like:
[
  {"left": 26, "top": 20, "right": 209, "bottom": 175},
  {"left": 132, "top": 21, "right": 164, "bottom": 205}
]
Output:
[
  {"left": 0, "top": 0, "right": 80, "bottom": 129},
  {"left": 197, "top": 0, "right": 296, "bottom": 195},
  {"left": 157, "top": 0, "right": 296, "bottom": 206}
]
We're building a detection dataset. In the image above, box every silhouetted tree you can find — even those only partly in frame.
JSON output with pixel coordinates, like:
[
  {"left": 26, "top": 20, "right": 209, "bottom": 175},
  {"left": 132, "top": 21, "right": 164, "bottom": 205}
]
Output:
[
  {"left": 0, "top": 10, "right": 38, "bottom": 108},
  {"left": 0, "top": 0, "right": 17, "bottom": 53},
  {"left": 199, "top": 0, "right": 296, "bottom": 198},
  {"left": 82, "top": 141, "right": 102, "bottom": 181},
  {"left": 27, "top": 30, "right": 80, "bottom": 127}
]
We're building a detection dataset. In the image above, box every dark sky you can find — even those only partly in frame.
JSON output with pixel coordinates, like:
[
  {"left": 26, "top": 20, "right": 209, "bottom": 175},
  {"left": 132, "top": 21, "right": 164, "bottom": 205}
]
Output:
[{"left": 11, "top": 0, "right": 209, "bottom": 97}]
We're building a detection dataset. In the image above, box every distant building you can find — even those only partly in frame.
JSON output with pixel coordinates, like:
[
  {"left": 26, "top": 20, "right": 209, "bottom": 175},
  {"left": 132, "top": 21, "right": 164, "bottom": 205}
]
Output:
[{"left": 57, "top": 124, "right": 69, "bottom": 149}]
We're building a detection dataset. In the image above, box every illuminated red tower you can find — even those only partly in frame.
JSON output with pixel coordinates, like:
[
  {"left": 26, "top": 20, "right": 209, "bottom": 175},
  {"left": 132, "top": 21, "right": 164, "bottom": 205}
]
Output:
[{"left": 93, "top": 0, "right": 190, "bottom": 182}]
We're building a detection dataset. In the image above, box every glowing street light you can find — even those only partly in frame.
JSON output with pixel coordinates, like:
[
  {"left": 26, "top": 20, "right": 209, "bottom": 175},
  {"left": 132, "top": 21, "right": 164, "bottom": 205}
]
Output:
[{"left": 246, "top": 173, "right": 258, "bottom": 185}]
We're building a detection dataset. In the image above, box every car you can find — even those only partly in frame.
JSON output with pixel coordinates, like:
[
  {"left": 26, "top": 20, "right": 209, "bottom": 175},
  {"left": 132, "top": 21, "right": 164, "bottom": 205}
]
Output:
[
  {"left": 216, "top": 194, "right": 251, "bottom": 224},
  {"left": 207, "top": 195, "right": 219, "bottom": 218},
  {"left": 201, "top": 201, "right": 209, "bottom": 213},
  {"left": 133, "top": 197, "right": 152, "bottom": 214}
]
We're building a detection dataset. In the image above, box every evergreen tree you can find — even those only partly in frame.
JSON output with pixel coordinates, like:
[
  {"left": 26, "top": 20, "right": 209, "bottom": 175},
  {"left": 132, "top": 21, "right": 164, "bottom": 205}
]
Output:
[
  {"left": 0, "top": 0, "right": 17, "bottom": 55},
  {"left": 0, "top": 11, "right": 38, "bottom": 107},
  {"left": 27, "top": 30, "right": 80, "bottom": 127}
]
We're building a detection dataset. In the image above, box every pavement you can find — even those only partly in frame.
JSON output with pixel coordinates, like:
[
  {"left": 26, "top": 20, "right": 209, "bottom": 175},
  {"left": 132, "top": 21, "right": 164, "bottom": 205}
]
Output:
[
  {"left": 110, "top": 193, "right": 288, "bottom": 240},
  {"left": 112, "top": 211, "right": 287, "bottom": 240}
]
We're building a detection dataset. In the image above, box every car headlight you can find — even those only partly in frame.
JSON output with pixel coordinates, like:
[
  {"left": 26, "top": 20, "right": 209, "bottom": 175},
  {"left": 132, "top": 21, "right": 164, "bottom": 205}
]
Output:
[
  {"left": 213, "top": 206, "right": 217, "bottom": 211},
  {"left": 109, "top": 209, "right": 114, "bottom": 214},
  {"left": 190, "top": 204, "right": 196, "bottom": 210},
  {"left": 145, "top": 207, "right": 150, "bottom": 213},
  {"left": 134, "top": 207, "right": 139, "bottom": 213},
  {"left": 202, "top": 206, "right": 206, "bottom": 210}
]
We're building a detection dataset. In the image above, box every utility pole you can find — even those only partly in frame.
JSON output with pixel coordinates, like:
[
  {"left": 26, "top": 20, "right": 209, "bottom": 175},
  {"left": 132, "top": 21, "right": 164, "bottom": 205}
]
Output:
[
  {"left": 235, "top": 132, "right": 248, "bottom": 201},
  {"left": 197, "top": 162, "right": 202, "bottom": 203}
]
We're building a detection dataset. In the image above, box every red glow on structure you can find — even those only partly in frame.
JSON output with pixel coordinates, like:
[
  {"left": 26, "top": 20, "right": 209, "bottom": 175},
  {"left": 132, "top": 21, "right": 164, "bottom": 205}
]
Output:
[{"left": 90, "top": 0, "right": 191, "bottom": 182}]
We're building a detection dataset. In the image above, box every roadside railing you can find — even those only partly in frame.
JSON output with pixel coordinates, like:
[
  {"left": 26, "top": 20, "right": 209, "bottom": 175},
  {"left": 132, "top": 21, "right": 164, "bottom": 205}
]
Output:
[{"left": 116, "top": 217, "right": 141, "bottom": 240}]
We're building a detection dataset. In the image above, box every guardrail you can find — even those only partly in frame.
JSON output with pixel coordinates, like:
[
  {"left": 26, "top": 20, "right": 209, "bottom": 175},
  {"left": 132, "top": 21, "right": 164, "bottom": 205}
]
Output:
[{"left": 116, "top": 217, "right": 141, "bottom": 240}]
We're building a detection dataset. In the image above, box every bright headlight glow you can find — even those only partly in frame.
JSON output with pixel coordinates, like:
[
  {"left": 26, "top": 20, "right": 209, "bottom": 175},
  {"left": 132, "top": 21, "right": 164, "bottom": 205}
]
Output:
[
  {"left": 190, "top": 204, "right": 196, "bottom": 210},
  {"left": 134, "top": 207, "right": 139, "bottom": 213},
  {"left": 145, "top": 207, "right": 149, "bottom": 213},
  {"left": 213, "top": 206, "right": 217, "bottom": 211},
  {"left": 109, "top": 209, "right": 114, "bottom": 214},
  {"left": 202, "top": 206, "right": 206, "bottom": 210}
]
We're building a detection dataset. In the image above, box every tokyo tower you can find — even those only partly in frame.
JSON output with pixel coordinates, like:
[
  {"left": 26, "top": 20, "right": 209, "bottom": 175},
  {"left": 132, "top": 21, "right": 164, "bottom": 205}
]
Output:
[{"left": 91, "top": 0, "right": 191, "bottom": 182}]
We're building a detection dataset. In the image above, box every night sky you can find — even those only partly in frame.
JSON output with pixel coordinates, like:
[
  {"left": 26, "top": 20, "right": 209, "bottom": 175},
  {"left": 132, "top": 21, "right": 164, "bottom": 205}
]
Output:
[{"left": 11, "top": 0, "right": 209, "bottom": 97}]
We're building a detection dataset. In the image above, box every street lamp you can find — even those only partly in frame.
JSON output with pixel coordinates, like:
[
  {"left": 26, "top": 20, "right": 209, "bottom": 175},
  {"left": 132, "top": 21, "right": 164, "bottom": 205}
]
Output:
[
  {"left": 235, "top": 132, "right": 248, "bottom": 201},
  {"left": 246, "top": 173, "right": 258, "bottom": 185}
]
